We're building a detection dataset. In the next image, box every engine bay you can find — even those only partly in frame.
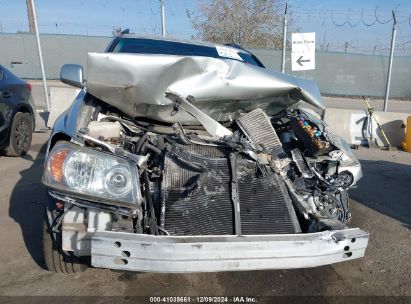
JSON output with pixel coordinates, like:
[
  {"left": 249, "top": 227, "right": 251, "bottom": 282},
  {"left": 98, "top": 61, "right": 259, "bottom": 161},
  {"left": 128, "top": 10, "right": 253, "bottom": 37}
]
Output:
[{"left": 46, "top": 92, "right": 361, "bottom": 237}]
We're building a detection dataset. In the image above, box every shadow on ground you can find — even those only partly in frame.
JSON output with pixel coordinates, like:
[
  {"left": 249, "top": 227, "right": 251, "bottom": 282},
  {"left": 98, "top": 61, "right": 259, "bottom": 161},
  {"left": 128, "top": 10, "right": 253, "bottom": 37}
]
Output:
[
  {"left": 351, "top": 159, "right": 411, "bottom": 229},
  {"left": 114, "top": 265, "right": 347, "bottom": 296},
  {"left": 375, "top": 120, "right": 406, "bottom": 147},
  {"left": 8, "top": 140, "right": 48, "bottom": 269}
]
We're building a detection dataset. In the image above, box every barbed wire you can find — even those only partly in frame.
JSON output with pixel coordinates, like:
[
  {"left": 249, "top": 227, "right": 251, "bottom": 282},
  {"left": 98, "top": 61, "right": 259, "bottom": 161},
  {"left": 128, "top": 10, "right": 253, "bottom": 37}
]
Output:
[
  {"left": 375, "top": 6, "right": 391, "bottom": 25},
  {"left": 293, "top": 5, "right": 411, "bottom": 27},
  {"left": 361, "top": 8, "right": 376, "bottom": 27},
  {"left": 1, "top": 1, "right": 411, "bottom": 56},
  {"left": 289, "top": 3, "right": 411, "bottom": 55},
  {"left": 347, "top": 9, "right": 361, "bottom": 27},
  {"left": 331, "top": 10, "right": 347, "bottom": 27}
]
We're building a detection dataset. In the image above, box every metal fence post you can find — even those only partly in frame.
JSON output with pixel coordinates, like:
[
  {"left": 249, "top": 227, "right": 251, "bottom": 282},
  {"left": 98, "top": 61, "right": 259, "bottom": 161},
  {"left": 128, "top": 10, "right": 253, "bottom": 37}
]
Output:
[
  {"left": 30, "top": 0, "right": 50, "bottom": 112},
  {"left": 281, "top": 2, "right": 287, "bottom": 73},
  {"left": 383, "top": 10, "right": 397, "bottom": 112},
  {"left": 160, "top": 0, "right": 166, "bottom": 37}
]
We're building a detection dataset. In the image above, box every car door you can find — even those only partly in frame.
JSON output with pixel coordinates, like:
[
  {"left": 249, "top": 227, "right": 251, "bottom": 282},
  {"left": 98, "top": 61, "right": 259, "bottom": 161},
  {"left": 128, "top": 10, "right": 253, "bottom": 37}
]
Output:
[{"left": 0, "top": 66, "right": 17, "bottom": 146}]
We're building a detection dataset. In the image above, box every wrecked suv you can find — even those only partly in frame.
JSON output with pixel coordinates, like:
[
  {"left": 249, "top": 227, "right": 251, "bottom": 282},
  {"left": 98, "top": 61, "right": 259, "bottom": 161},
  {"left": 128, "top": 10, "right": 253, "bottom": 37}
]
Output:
[{"left": 42, "top": 35, "right": 368, "bottom": 273}]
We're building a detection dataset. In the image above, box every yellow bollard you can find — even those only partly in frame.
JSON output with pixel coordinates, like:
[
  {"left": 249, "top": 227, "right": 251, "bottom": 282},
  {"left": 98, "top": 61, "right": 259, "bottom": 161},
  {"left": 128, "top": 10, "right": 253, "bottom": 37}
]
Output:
[{"left": 403, "top": 116, "right": 411, "bottom": 152}]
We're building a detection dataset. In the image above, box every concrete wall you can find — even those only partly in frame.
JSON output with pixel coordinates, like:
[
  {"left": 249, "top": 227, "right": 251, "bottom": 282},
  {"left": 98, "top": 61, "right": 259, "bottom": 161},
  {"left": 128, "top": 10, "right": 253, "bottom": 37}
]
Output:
[
  {"left": 324, "top": 107, "right": 409, "bottom": 148},
  {"left": 0, "top": 34, "right": 110, "bottom": 79},
  {"left": 1, "top": 33, "right": 411, "bottom": 98},
  {"left": 250, "top": 49, "right": 411, "bottom": 98}
]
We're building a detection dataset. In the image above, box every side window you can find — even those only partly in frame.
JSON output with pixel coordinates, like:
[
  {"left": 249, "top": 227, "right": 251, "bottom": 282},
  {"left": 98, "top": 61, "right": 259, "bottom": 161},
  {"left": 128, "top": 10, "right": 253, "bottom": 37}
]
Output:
[{"left": 0, "top": 68, "right": 3, "bottom": 81}]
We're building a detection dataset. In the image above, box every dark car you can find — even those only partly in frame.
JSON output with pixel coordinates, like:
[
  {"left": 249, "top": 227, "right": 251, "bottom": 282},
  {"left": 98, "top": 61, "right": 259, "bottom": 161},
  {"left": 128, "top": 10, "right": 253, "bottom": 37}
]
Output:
[{"left": 0, "top": 65, "right": 35, "bottom": 156}]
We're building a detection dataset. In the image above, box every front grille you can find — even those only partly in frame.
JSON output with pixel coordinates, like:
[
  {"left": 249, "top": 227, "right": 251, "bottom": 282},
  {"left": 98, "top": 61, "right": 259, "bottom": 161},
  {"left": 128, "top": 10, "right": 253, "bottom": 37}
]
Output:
[{"left": 162, "top": 144, "right": 300, "bottom": 236}]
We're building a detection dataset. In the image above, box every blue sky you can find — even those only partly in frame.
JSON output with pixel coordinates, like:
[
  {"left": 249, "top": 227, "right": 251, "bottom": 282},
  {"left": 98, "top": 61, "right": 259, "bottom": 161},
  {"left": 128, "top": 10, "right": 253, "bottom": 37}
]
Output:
[{"left": 1, "top": 0, "right": 411, "bottom": 55}]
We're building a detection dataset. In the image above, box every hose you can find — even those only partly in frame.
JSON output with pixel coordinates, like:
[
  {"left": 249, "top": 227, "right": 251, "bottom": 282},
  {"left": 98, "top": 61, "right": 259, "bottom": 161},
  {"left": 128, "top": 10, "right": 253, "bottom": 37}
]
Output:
[
  {"left": 143, "top": 170, "right": 159, "bottom": 235},
  {"left": 135, "top": 133, "right": 148, "bottom": 154},
  {"left": 157, "top": 226, "right": 170, "bottom": 235},
  {"left": 143, "top": 143, "right": 162, "bottom": 155},
  {"left": 92, "top": 105, "right": 102, "bottom": 121}
]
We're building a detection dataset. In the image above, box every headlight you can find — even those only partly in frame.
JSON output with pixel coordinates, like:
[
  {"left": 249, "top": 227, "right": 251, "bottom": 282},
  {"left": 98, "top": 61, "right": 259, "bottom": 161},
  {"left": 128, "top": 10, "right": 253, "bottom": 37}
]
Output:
[
  {"left": 43, "top": 143, "right": 141, "bottom": 206},
  {"left": 326, "top": 129, "right": 362, "bottom": 186}
]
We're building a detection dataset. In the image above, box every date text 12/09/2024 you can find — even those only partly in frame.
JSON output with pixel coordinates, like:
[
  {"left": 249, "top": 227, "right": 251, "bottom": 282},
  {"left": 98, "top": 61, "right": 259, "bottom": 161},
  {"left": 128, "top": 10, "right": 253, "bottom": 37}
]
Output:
[{"left": 149, "top": 296, "right": 257, "bottom": 303}]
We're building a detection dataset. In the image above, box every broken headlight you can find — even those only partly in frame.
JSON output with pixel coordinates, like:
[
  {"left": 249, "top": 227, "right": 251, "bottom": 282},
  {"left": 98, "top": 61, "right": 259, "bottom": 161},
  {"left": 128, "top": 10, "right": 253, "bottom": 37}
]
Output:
[{"left": 42, "top": 143, "right": 141, "bottom": 206}]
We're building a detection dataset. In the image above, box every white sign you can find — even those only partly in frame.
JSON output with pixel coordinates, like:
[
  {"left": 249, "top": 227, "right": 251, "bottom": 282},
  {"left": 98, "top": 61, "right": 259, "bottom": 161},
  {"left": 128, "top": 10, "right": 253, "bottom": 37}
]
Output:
[
  {"left": 215, "top": 45, "right": 243, "bottom": 61},
  {"left": 291, "top": 32, "right": 315, "bottom": 71}
]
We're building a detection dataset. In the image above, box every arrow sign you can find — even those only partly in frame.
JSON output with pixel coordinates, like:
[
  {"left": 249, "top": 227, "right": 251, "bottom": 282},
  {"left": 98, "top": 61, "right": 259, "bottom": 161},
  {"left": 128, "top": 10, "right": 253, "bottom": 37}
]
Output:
[
  {"left": 296, "top": 56, "right": 310, "bottom": 66},
  {"left": 297, "top": 56, "right": 310, "bottom": 66},
  {"left": 291, "top": 32, "right": 315, "bottom": 71}
]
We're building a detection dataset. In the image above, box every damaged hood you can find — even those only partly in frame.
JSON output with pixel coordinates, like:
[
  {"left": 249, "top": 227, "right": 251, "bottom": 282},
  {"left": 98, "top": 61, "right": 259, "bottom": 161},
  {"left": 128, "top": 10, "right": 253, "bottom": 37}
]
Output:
[{"left": 86, "top": 52, "right": 324, "bottom": 123}]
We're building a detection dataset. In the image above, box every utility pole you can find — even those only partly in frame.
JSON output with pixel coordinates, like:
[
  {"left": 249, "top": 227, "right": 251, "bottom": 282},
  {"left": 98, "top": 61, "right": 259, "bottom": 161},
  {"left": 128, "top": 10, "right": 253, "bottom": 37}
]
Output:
[
  {"left": 160, "top": 0, "right": 166, "bottom": 37},
  {"left": 281, "top": 2, "right": 287, "bottom": 73},
  {"left": 26, "top": 0, "right": 36, "bottom": 34},
  {"left": 30, "top": 0, "right": 50, "bottom": 112},
  {"left": 384, "top": 10, "right": 397, "bottom": 112}
]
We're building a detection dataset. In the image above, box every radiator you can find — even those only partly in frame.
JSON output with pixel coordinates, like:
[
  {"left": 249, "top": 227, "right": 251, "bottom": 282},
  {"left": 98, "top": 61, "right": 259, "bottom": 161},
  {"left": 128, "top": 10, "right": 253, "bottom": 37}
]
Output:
[
  {"left": 236, "top": 108, "right": 283, "bottom": 155},
  {"left": 161, "top": 144, "right": 300, "bottom": 235}
]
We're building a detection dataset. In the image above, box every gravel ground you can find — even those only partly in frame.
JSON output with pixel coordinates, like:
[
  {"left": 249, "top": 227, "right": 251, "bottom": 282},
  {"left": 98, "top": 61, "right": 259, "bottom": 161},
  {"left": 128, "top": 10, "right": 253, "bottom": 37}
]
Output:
[{"left": 0, "top": 131, "right": 410, "bottom": 301}]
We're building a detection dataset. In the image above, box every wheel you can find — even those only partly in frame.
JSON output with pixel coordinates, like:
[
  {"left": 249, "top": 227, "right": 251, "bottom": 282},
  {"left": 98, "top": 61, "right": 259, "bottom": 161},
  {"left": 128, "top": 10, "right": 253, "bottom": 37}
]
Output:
[
  {"left": 5, "top": 112, "right": 33, "bottom": 156},
  {"left": 42, "top": 208, "right": 89, "bottom": 273}
]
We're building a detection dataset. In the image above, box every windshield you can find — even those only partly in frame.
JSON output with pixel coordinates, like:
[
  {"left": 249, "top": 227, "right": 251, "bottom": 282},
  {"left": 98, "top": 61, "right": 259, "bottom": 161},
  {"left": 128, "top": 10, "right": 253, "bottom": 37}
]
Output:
[{"left": 108, "top": 37, "right": 264, "bottom": 67}]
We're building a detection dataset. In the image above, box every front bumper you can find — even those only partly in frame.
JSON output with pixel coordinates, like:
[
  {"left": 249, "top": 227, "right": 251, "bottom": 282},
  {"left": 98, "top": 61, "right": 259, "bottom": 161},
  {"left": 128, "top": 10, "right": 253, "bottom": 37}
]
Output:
[{"left": 91, "top": 228, "right": 369, "bottom": 273}]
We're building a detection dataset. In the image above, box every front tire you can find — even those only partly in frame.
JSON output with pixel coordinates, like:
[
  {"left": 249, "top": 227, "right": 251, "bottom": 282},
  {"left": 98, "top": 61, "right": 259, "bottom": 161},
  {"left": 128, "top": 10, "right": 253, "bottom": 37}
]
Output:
[
  {"left": 6, "top": 112, "right": 33, "bottom": 156},
  {"left": 42, "top": 209, "right": 89, "bottom": 273}
]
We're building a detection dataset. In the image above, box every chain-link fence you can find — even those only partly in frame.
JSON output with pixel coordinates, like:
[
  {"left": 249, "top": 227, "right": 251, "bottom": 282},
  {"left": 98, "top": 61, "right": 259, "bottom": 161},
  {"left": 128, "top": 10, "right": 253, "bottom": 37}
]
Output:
[
  {"left": 250, "top": 48, "right": 411, "bottom": 98},
  {"left": 1, "top": 33, "right": 411, "bottom": 98}
]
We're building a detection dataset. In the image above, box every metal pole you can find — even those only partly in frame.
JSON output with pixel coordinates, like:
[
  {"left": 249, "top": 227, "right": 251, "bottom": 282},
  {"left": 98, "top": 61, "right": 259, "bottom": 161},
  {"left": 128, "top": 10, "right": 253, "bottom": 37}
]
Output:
[
  {"left": 383, "top": 10, "right": 397, "bottom": 112},
  {"left": 30, "top": 0, "right": 50, "bottom": 112},
  {"left": 26, "top": 0, "right": 36, "bottom": 34},
  {"left": 281, "top": 2, "right": 287, "bottom": 73},
  {"left": 160, "top": 0, "right": 166, "bottom": 37}
]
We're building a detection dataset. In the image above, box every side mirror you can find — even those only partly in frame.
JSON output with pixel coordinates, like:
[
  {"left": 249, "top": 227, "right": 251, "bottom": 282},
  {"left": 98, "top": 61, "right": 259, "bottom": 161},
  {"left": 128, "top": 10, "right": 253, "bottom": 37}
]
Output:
[{"left": 60, "top": 64, "right": 84, "bottom": 88}]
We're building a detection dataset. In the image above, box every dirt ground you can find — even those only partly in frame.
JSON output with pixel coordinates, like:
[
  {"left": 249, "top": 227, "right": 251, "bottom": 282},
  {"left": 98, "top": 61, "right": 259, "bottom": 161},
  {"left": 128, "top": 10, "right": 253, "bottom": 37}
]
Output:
[{"left": 0, "top": 131, "right": 410, "bottom": 301}]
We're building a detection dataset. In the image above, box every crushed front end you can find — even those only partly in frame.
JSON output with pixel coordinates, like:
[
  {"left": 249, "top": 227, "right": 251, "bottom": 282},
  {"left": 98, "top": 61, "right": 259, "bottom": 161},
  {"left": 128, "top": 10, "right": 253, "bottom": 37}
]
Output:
[{"left": 42, "top": 51, "right": 368, "bottom": 273}]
